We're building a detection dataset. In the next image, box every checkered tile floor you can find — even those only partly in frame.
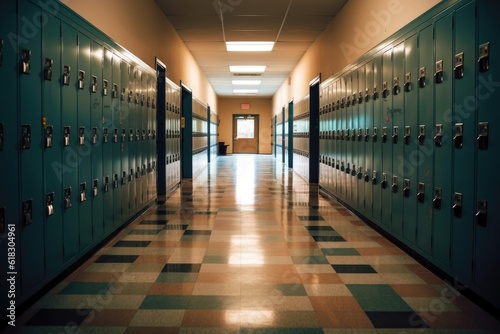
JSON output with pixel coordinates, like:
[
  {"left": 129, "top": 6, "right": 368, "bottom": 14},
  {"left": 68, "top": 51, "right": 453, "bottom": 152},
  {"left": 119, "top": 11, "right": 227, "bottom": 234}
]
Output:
[{"left": 14, "top": 155, "right": 500, "bottom": 333}]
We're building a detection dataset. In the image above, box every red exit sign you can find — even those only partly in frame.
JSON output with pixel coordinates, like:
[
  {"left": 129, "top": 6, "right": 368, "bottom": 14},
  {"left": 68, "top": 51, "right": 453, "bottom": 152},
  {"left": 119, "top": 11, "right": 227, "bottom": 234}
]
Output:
[{"left": 241, "top": 103, "right": 251, "bottom": 110}]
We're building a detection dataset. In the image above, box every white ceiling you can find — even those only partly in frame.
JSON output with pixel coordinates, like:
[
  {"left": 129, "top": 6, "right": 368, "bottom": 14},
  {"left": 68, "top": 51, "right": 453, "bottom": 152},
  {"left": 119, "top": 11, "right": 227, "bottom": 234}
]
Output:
[{"left": 155, "top": 0, "right": 348, "bottom": 97}]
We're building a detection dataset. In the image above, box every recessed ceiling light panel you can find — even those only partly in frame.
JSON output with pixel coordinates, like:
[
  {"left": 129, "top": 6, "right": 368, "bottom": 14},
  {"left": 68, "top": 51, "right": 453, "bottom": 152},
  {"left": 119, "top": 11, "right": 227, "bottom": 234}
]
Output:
[
  {"left": 226, "top": 41, "right": 274, "bottom": 52},
  {"left": 232, "top": 80, "right": 262, "bottom": 85},
  {"left": 229, "top": 66, "right": 266, "bottom": 73}
]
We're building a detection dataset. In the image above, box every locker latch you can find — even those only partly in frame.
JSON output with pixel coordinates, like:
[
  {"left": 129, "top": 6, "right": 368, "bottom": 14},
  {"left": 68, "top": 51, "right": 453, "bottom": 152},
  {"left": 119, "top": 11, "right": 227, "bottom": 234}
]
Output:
[
  {"left": 64, "top": 187, "right": 72, "bottom": 209},
  {"left": 373, "top": 85, "right": 379, "bottom": 100},
  {"left": 335, "top": 160, "right": 340, "bottom": 170},
  {"left": 478, "top": 42, "right": 490, "bottom": 73},
  {"left": 434, "top": 124, "right": 443, "bottom": 147},
  {"left": 91, "top": 75, "right": 97, "bottom": 93},
  {"left": 113, "top": 174, "right": 119, "bottom": 188},
  {"left": 103, "top": 80, "right": 108, "bottom": 96},
  {"left": 121, "top": 129, "right": 126, "bottom": 142},
  {"left": 417, "top": 182, "right": 425, "bottom": 203},
  {"left": 103, "top": 127, "right": 108, "bottom": 144},
  {"left": 365, "top": 88, "right": 370, "bottom": 102},
  {"left": 404, "top": 126, "right": 411, "bottom": 145},
  {"left": 454, "top": 123, "right": 463, "bottom": 149},
  {"left": 476, "top": 200, "right": 488, "bottom": 225},
  {"left": 129, "top": 168, "right": 134, "bottom": 181},
  {"left": 382, "top": 81, "right": 389, "bottom": 98},
  {"left": 393, "top": 77, "right": 400, "bottom": 95},
  {"left": 418, "top": 67, "right": 426, "bottom": 88},
  {"left": 93, "top": 179, "right": 98, "bottom": 197},
  {"left": 141, "top": 94, "right": 145, "bottom": 106},
  {"left": 92, "top": 127, "right": 98, "bottom": 145},
  {"left": 147, "top": 96, "right": 151, "bottom": 107},
  {"left": 135, "top": 92, "right": 139, "bottom": 105},
  {"left": 452, "top": 192, "right": 463, "bottom": 218},
  {"left": 44, "top": 125, "right": 53, "bottom": 148},
  {"left": 22, "top": 199, "right": 32, "bottom": 226},
  {"left": 21, "top": 124, "right": 31, "bottom": 150},
  {"left": 152, "top": 161, "right": 156, "bottom": 171},
  {"left": 63, "top": 65, "right": 70, "bottom": 86},
  {"left": 135, "top": 167, "right": 140, "bottom": 179},
  {"left": 454, "top": 52, "right": 464, "bottom": 79},
  {"left": 372, "top": 170, "right": 377, "bottom": 185},
  {"left": 405, "top": 72, "right": 412, "bottom": 92},
  {"left": 372, "top": 127, "right": 378, "bottom": 142},
  {"left": 433, "top": 188, "right": 442, "bottom": 209},
  {"left": 358, "top": 91, "right": 363, "bottom": 104},
  {"left": 358, "top": 128, "right": 363, "bottom": 142},
  {"left": 0, "top": 123, "right": 3, "bottom": 151},
  {"left": 382, "top": 127, "right": 387, "bottom": 143},
  {"left": 129, "top": 129, "right": 134, "bottom": 142},
  {"left": 136, "top": 129, "right": 140, "bottom": 142},
  {"left": 78, "top": 70, "right": 85, "bottom": 90},
  {"left": 142, "top": 164, "right": 147, "bottom": 176},
  {"left": 147, "top": 162, "right": 152, "bottom": 173},
  {"left": 352, "top": 93, "right": 356, "bottom": 106},
  {"left": 351, "top": 129, "right": 355, "bottom": 141},
  {"left": 364, "top": 170, "right": 370, "bottom": 183},
  {"left": 392, "top": 126, "right": 398, "bottom": 144},
  {"left": 477, "top": 122, "right": 488, "bottom": 150},
  {"left": 63, "top": 126, "right": 71, "bottom": 147},
  {"left": 346, "top": 96, "right": 351, "bottom": 108},
  {"left": 148, "top": 130, "right": 152, "bottom": 140},
  {"left": 381, "top": 173, "right": 387, "bottom": 189},
  {"left": 20, "top": 48, "right": 31, "bottom": 74},
  {"left": 46, "top": 192, "right": 55, "bottom": 217},
  {"left": 351, "top": 164, "right": 357, "bottom": 177},
  {"left": 341, "top": 98, "right": 345, "bottom": 109},
  {"left": 152, "top": 98, "right": 156, "bottom": 109},
  {"left": 336, "top": 100, "right": 340, "bottom": 110},
  {"left": 345, "top": 163, "right": 351, "bottom": 175},
  {"left": 0, "top": 39, "right": 3, "bottom": 67},
  {"left": 122, "top": 171, "right": 127, "bottom": 185},
  {"left": 80, "top": 183, "right": 86, "bottom": 202},
  {"left": 142, "top": 130, "right": 146, "bottom": 141},
  {"left": 113, "top": 129, "right": 118, "bottom": 143},
  {"left": 104, "top": 176, "right": 109, "bottom": 193},
  {"left": 79, "top": 127, "right": 85, "bottom": 146},
  {"left": 365, "top": 128, "right": 370, "bottom": 142},
  {"left": 403, "top": 179, "right": 410, "bottom": 198},
  {"left": 128, "top": 90, "right": 133, "bottom": 103},
  {"left": 392, "top": 176, "right": 398, "bottom": 193},
  {"left": 435, "top": 60, "right": 443, "bottom": 84},
  {"left": 44, "top": 58, "right": 53, "bottom": 81},
  {"left": 153, "top": 130, "right": 157, "bottom": 140},
  {"left": 418, "top": 125, "right": 425, "bottom": 145},
  {"left": 0, "top": 207, "right": 5, "bottom": 235},
  {"left": 121, "top": 88, "right": 126, "bottom": 101},
  {"left": 357, "top": 167, "right": 363, "bottom": 180},
  {"left": 112, "top": 83, "right": 118, "bottom": 98},
  {"left": 341, "top": 130, "right": 345, "bottom": 141},
  {"left": 340, "top": 161, "right": 345, "bottom": 172}
]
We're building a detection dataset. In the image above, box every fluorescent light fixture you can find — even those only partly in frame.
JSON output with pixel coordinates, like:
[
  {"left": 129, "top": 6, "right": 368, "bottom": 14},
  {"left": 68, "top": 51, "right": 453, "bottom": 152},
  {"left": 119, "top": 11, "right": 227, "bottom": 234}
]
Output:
[
  {"left": 230, "top": 66, "right": 266, "bottom": 73},
  {"left": 234, "top": 89, "right": 258, "bottom": 94},
  {"left": 226, "top": 41, "right": 274, "bottom": 52},
  {"left": 232, "top": 80, "right": 262, "bottom": 85}
]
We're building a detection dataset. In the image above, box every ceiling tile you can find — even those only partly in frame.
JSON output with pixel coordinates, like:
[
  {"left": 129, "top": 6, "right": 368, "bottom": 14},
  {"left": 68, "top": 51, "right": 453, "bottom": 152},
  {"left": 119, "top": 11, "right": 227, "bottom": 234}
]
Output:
[
  {"left": 223, "top": 15, "right": 284, "bottom": 31},
  {"left": 177, "top": 30, "right": 224, "bottom": 41},
  {"left": 278, "top": 30, "right": 321, "bottom": 42},
  {"left": 166, "top": 15, "right": 222, "bottom": 30},
  {"left": 282, "top": 16, "right": 334, "bottom": 31},
  {"left": 185, "top": 41, "right": 226, "bottom": 51}
]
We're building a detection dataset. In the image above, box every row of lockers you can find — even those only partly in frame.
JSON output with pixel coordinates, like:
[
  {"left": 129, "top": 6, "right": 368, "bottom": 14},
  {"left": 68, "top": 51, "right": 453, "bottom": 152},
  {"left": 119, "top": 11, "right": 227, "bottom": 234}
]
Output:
[
  {"left": 164, "top": 79, "right": 181, "bottom": 192},
  {"left": 274, "top": 0, "right": 500, "bottom": 312}
]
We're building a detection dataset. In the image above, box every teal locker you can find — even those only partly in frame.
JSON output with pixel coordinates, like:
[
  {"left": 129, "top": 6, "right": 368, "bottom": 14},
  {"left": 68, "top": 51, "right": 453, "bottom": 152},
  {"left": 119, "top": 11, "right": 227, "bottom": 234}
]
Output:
[
  {"left": 357, "top": 66, "right": 366, "bottom": 213},
  {"left": 364, "top": 61, "right": 374, "bottom": 219},
  {"left": 319, "top": 95, "right": 325, "bottom": 186},
  {"left": 102, "top": 48, "right": 114, "bottom": 233},
  {"left": 141, "top": 72, "right": 148, "bottom": 206},
  {"left": 416, "top": 25, "right": 434, "bottom": 255},
  {"left": 351, "top": 70, "right": 359, "bottom": 207},
  {"left": 327, "top": 86, "right": 333, "bottom": 192},
  {"left": 148, "top": 73, "right": 157, "bottom": 201},
  {"left": 475, "top": 0, "right": 500, "bottom": 308},
  {"left": 339, "top": 77, "right": 346, "bottom": 201},
  {"left": 61, "top": 22, "right": 79, "bottom": 261},
  {"left": 402, "top": 34, "right": 419, "bottom": 245},
  {"left": 19, "top": 2, "right": 45, "bottom": 293},
  {"left": 128, "top": 66, "right": 137, "bottom": 214},
  {"left": 112, "top": 53, "right": 122, "bottom": 227},
  {"left": 90, "top": 40, "right": 104, "bottom": 240},
  {"left": 391, "top": 41, "right": 405, "bottom": 237},
  {"left": 0, "top": 0, "right": 20, "bottom": 307},
  {"left": 288, "top": 100, "right": 294, "bottom": 169},
  {"left": 334, "top": 80, "right": 340, "bottom": 196},
  {"left": 42, "top": 15, "right": 63, "bottom": 275},
  {"left": 433, "top": 14, "right": 453, "bottom": 267},
  {"left": 381, "top": 48, "right": 393, "bottom": 228},
  {"left": 451, "top": 2, "right": 476, "bottom": 282},
  {"left": 120, "top": 60, "right": 130, "bottom": 219},
  {"left": 372, "top": 56, "right": 383, "bottom": 224},
  {"left": 345, "top": 73, "right": 353, "bottom": 205}
]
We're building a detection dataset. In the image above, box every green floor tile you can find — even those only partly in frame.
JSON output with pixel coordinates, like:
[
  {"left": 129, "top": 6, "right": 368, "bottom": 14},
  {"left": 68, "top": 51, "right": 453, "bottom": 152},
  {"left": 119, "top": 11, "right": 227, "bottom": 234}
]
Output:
[
  {"left": 321, "top": 248, "right": 360, "bottom": 256},
  {"left": 203, "top": 255, "right": 230, "bottom": 264},
  {"left": 156, "top": 272, "right": 198, "bottom": 283},
  {"left": 308, "top": 230, "right": 341, "bottom": 237},
  {"left": 140, "top": 295, "right": 190, "bottom": 309},
  {"left": 347, "top": 284, "right": 413, "bottom": 312},
  {"left": 274, "top": 284, "right": 308, "bottom": 296},
  {"left": 188, "top": 296, "right": 240, "bottom": 310}
]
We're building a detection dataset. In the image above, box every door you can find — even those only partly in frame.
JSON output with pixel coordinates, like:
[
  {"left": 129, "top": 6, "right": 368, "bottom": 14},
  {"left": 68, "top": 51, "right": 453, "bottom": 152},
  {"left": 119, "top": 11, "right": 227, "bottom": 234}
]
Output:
[{"left": 233, "top": 115, "right": 259, "bottom": 153}]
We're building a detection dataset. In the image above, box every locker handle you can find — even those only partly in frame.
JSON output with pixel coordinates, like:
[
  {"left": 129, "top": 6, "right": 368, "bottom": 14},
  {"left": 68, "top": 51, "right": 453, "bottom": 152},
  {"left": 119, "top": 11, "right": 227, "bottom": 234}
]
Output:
[
  {"left": 365, "top": 129, "right": 370, "bottom": 142},
  {"left": 433, "top": 188, "right": 442, "bottom": 210},
  {"left": 351, "top": 165, "right": 357, "bottom": 177},
  {"left": 404, "top": 72, "right": 412, "bottom": 92},
  {"left": 357, "top": 168, "right": 363, "bottom": 179},
  {"left": 382, "top": 127, "right": 387, "bottom": 143},
  {"left": 478, "top": 43, "right": 489, "bottom": 73},
  {"left": 64, "top": 188, "right": 72, "bottom": 209},
  {"left": 372, "top": 171, "right": 377, "bottom": 185},
  {"left": 393, "top": 77, "right": 400, "bottom": 95},
  {"left": 44, "top": 58, "right": 53, "bottom": 81},
  {"left": 372, "top": 128, "right": 378, "bottom": 143},
  {"left": 452, "top": 193, "right": 463, "bottom": 218},
  {"left": 382, "top": 82, "right": 389, "bottom": 98},
  {"left": 364, "top": 171, "right": 370, "bottom": 183},
  {"left": 352, "top": 93, "right": 356, "bottom": 106},
  {"left": 20, "top": 48, "right": 31, "bottom": 74},
  {"left": 21, "top": 124, "right": 31, "bottom": 150},
  {"left": 476, "top": 200, "right": 487, "bottom": 225},
  {"left": 358, "top": 91, "right": 363, "bottom": 104},
  {"left": 404, "top": 126, "right": 411, "bottom": 145},
  {"left": 93, "top": 179, "right": 98, "bottom": 197},
  {"left": 80, "top": 183, "right": 86, "bottom": 202},
  {"left": 403, "top": 179, "right": 410, "bottom": 198},
  {"left": 22, "top": 200, "right": 32, "bottom": 226},
  {"left": 417, "top": 183, "right": 425, "bottom": 203},
  {"left": 63, "top": 65, "right": 70, "bottom": 86},
  {"left": 373, "top": 87, "right": 379, "bottom": 100},
  {"left": 78, "top": 70, "right": 85, "bottom": 90},
  {"left": 357, "top": 129, "right": 363, "bottom": 142},
  {"left": 44, "top": 126, "right": 53, "bottom": 148},
  {"left": 477, "top": 122, "right": 488, "bottom": 150},
  {"left": 391, "top": 176, "right": 398, "bottom": 193},
  {"left": 392, "top": 126, "right": 398, "bottom": 144},
  {"left": 434, "top": 125, "right": 443, "bottom": 148},
  {"left": 434, "top": 60, "right": 444, "bottom": 84},
  {"left": 418, "top": 67, "right": 426, "bottom": 88},
  {"left": 454, "top": 52, "right": 464, "bottom": 80},
  {"left": 418, "top": 126, "right": 425, "bottom": 145},
  {"left": 453, "top": 123, "right": 463, "bottom": 149},
  {"left": 351, "top": 130, "right": 355, "bottom": 141},
  {"left": 365, "top": 88, "right": 370, "bottom": 102},
  {"left": 46, "top": 192, "right": 55, "bottom": 217},
  {"left": 345, "top": 163, "right": 350, "bottom": 175}
]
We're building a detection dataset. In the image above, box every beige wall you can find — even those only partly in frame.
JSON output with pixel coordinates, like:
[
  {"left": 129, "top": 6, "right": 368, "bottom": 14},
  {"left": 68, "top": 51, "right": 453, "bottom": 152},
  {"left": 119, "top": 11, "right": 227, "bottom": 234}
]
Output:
[
  {"left": 217, "top": 98, "right": 273, "bottom": 155},
  {"left": 273, "top": 0, "right": 441, "bottom": 114},
  {"left": 61, "top": 0, "right": 218, "bottom": 110}
]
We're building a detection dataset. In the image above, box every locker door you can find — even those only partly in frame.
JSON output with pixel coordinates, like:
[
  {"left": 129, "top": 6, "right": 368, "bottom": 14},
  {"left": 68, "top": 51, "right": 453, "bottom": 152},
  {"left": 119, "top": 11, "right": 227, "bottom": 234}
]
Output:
[
  {"left": 90, "top": 40, "right": 104, "bottom": 240},
  {"left": 403, "top": 34, "right": 419, "bottom": 245},
  {"left": 351, "top": 70, "right": 359, "bottom": 208},
  {"left": 61, "top": 22, "right": 79, "bottom": 261},
  {"left": 364, "top": 61, "right": 374, "bottom": 220},
  {"left": 327, "top": 85, "right": 333, "bottom": 193},
  {"left": 475, "top": 0, "right": 500, "bottom": 307},
  {"left": 102, "top": 48, "right": 113, "bottom": 233},
  {"left": 150, "top": 74, "right": 157, "bottom": 199},
  {"left": 339, "top": 78, "right": 346, "bottom": 201},
  {"left": 345, "top": 73, "right": 353, "bottom": 205},
  {"left": 128, "top": 66, "right": 137, "bottom": 213},
  {"left": 288, "top": 100, "right": 294, "bottom": 169},
  {"left": 381, "top": 48, "right": 393, "bottom": 229},
  {"left": 417, "top": 25, "right": 434, "bottom": 255},
  {"left": 0, "top": 0, "right": 21, "bottom": 304},
  {"left": 451, "top": 2, "right": 475, "bottom": 283},
  {"left": 112, "top": 53, "right": 122, "bottom": 227},
  {"left": 120, "top": 60, "right": 130, "bottom": 219},
  {"left": 334, "top": 80, "right": 340, "bottom": 196},
  {"left": 372, "top": 56, "right": 383, "bottom": 224},
  {"left": 319, "top": 92, "right": 325, "bottom": 187},
  {"left": 77, "top": 32, "right": 92, "bottom": 250},
  {"left": 433, "top": 14, "right": 453, "bottom": 267},
  {"left": 42, "top": 14, "right": 63, "bottom": 275},
  {"left": 357, "top": 66, "right": 366, "bottom": 213},
  {"left": 392, "top": 42, "right": 405, "bottom": 237},
  {"left": 19, "top": 2, "right": 45, "bottom": 293},
  {"left": 141, "top": 72, "right": 148, "bottom": 205}
]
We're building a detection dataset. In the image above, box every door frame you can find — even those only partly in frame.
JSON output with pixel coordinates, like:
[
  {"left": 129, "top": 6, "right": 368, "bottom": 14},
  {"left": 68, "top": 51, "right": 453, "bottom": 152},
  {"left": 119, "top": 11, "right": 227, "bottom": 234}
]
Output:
[{"left": 232, "top": 114, "right": 260, "bottom": 154}]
